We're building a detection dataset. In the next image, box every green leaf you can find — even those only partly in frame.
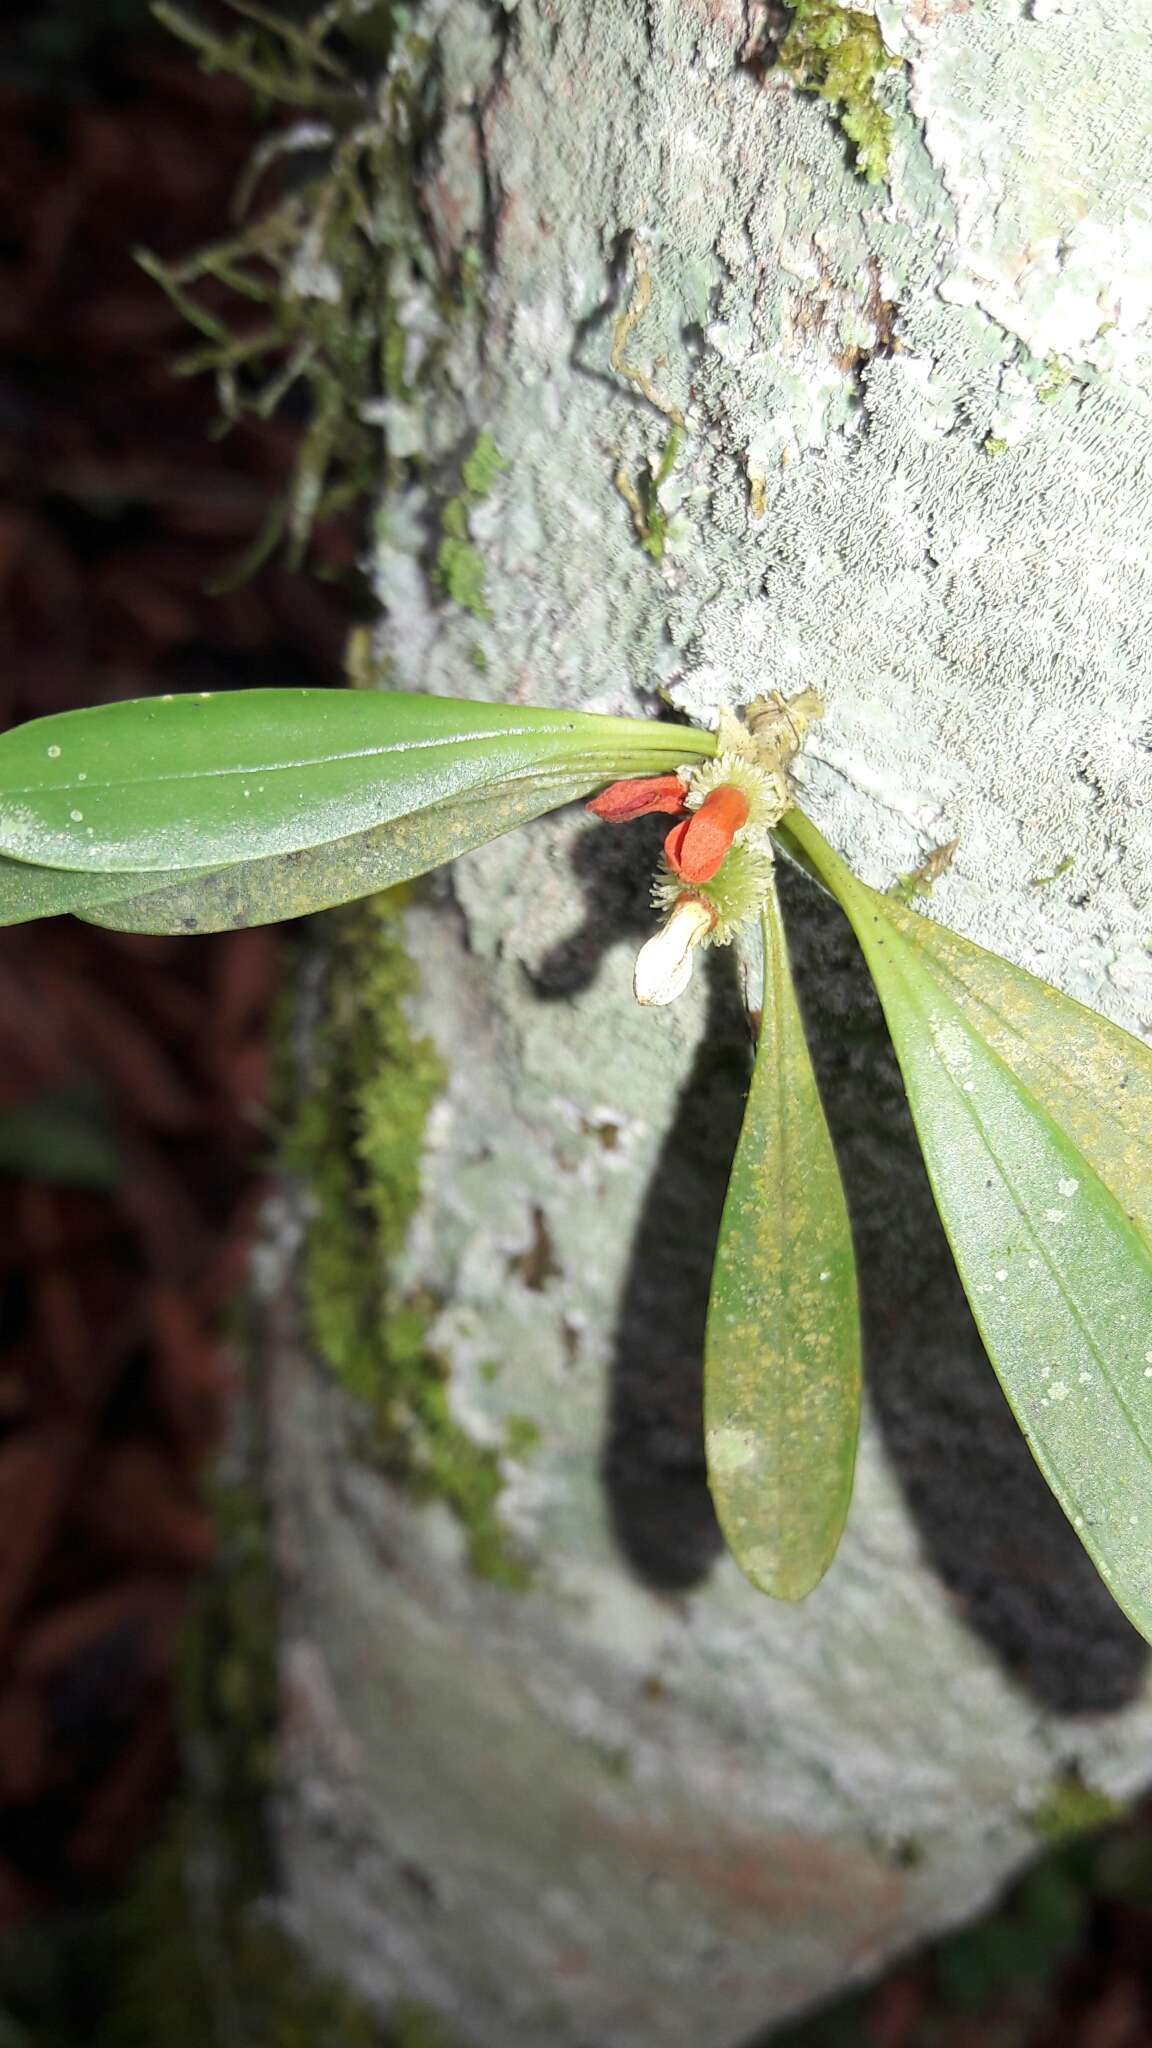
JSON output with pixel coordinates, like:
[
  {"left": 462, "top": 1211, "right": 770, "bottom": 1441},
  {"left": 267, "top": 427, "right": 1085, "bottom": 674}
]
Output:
[
  {"left": 785, "top": 809, "right": 1152, "bottom": 1643},
  {"left": 705, "top": 876, "right": 861, "bottom": 1600},
  {"left": 80, "top": 770, "right": 595, "bottom": 934},
  {"left": 0, "top": 851, "right": 222, "bottom": 928},
  {"left": 0, "top": 689, "right": 715, "bottom": 874},
  {"left": 880, "top": 896, "right": 1152, "bottom": 1250}
]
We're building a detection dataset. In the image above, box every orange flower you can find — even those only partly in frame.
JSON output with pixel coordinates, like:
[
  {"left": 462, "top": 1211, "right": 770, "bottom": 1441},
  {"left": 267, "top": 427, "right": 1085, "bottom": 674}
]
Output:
[
  {"left": 663, "top": 785, "right": 749, "bottom": 883},
  {"left": 586, "top": 774, "right": 688, "bottom": 821}
]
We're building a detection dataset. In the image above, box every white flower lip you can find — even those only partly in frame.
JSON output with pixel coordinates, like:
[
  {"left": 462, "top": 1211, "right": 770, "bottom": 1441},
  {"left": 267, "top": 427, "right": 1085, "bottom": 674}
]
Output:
[{"left": 633, "top": 894, "right": 716, "bottom": 1007}]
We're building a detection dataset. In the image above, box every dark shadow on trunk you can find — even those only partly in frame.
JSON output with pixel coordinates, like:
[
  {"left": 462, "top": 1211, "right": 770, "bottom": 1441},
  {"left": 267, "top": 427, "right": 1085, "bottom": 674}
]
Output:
[
  {"left": 528, "top": 815, "right": 741, "bottom": 1591},
  {"left": 597, "top": 945, "right": 749, "bottom": 1591},
  {"left": 529, "top": 815, "right": 1147, "bottom": 1708},
  {"left": 776, "top": 858, "right": 1147, "bottom": 1716}
]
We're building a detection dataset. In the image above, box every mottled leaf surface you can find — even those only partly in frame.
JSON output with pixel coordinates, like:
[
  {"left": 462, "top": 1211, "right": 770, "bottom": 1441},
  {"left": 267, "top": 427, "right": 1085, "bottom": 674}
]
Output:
[
  {"left": 705, "top": 879, "right": 861, "bottom": 1600},
  {"left": 0, "top": 688, "right": 715, "bottom": 873},
  {"left": 0, "top": 853, "right": 220, "bottom": 928},
  {"left": 82, "top": 772, "right": 592, "bottom": 934},
  {"left": 786, "top": 810, "right": 1152, "bottom": 1644},
  {"left": 882, "top": 898, "right": 1152, "bottom": 1249}
]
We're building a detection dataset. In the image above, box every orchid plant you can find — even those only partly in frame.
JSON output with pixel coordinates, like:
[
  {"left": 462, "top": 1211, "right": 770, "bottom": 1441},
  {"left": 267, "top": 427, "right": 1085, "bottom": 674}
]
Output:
[{"left": 2, "top": 684, "right": 1151, "bottom": 1641}]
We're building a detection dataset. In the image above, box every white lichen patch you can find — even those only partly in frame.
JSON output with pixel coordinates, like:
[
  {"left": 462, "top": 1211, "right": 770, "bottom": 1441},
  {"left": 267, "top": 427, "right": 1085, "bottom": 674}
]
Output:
[
  {"left": 903, "top": 2, "right": 1152, "bottom": 378},
  {"left": 320, "top": 4, "right": 1152, "bottom": 2042}
]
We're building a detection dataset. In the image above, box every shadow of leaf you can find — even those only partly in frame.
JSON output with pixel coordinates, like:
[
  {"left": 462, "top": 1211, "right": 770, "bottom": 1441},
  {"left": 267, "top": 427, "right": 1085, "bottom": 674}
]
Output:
[
  {"left": 529, "top": 815, "right": 744, "bottom": 1591},
  {"left": 778, "top": 860, "right": 1148, "bottom": 1716}
]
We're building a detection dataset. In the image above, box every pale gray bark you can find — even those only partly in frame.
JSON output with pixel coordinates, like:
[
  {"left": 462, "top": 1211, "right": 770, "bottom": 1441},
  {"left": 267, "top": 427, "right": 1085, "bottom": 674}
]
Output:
[{"left": 259, "top": 4, "right": 1152, "bottom": 2043}]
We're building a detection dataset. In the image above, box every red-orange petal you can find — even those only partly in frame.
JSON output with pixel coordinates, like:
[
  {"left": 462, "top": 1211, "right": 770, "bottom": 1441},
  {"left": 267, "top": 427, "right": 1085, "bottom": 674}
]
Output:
[
  {"left": 586, "top": 774, "right": 688, "bottom": 822},
  {"left": 664, "top": 785, "right": 749, "bottom": 882}
]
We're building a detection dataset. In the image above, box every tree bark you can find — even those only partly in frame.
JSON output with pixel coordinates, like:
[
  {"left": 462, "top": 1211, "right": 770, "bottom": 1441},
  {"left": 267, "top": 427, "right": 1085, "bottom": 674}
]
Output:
[{"left": 259, "top": 4, "right": 1152, "bottom": 2043}]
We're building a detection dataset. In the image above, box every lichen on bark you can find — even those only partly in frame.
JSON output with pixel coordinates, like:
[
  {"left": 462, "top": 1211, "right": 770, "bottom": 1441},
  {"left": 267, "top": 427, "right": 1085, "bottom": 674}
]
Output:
[
  {"left": 435, "top": 432, "right": 510, "bottom": 619},
  {"left": 261, "top": 6, "right": 1152, "bottom": 2044},
  {"left": 126, "top": 2, "right": 1152, "bottom": 2043}
]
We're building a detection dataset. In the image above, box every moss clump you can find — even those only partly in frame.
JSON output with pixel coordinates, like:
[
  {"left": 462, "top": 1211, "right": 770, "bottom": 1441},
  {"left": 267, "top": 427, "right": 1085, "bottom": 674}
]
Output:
[
  {"left": 288, "top": 892, "right": 444, "bottom": 1399},
  {"left": 143, "top": 1, "right": 468, "bottom": 575},
  {"left": 436, "top": 530, "right": 491, "bottom": 619},
  {"left": 775, "top": 1, "right": 899, "bottom": 184},
  {"left": 1030, "top": 1769, "right": 1125, "bottom": 1844},
  {"left": 435, "top": 433, "right": 508, "bottom": 620},
  {"left": 1036, "top": 356, "right": 1073, "bottom": 403},
  {"left": 459, "top": 433, "right": 508, "bottom": 498},
  {"left": 286, "top": 893, "right": 531, "bottom": 1587}
]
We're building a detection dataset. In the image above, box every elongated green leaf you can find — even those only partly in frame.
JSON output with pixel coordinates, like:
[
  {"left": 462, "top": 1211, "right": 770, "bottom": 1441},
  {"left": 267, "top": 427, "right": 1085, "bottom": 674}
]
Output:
[
  {"left": 0, "top": 849, "right": 233, "bottom": 927},
  {"left": 880, "top": 898, "right": 1152, "bottom": 1250},
  {"left": 0, "top": 689, "right": 715, "bottom": 874},
  {"left": 780, "top": 814, "right": 1152, "bottom": 1246},
  {"left": 81, "top": 770, "right": 592, "bottom": 934},
  {"left": 785, "top": 809, "right": 1152, "bottom": 1643},
  {"left": 705, "top": 878, "right": 861, "bottom": 1600}
]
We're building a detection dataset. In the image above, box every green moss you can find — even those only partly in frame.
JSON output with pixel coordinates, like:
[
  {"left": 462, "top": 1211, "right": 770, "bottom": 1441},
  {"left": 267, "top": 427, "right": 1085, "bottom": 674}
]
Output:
[
  {"left": 144, "top": 1, "right": 472, "bottom": 575},
  {"left": 983, "top": 434, "right": 1009, "bottom": 456},
  {"left": 504, "top": 1415, "right": 541, "bottom": 1459},
  {"left": 1030, "top": 1768, "right": 1126, "bottom": 1843},
  {"left": 436, "top": 536, "right": 492, "bottom": 619},
  {"left": 435, "top": 434, "right": 508, "bottom": 620},
  {"left": 460, "top": 431, "right": 508, "bottom": 497},
  {"left": 286, "top": 893, "right": 531, "bottom": 1587},
  {"left": 1036, "top": 356, "right": 1073, "bottom": 403},
  {"left": 775, "top": 1, "right": 900, "bottom": 184},
  {"left": 286, "top": 893, "right": 442, "bottom": 1402}
]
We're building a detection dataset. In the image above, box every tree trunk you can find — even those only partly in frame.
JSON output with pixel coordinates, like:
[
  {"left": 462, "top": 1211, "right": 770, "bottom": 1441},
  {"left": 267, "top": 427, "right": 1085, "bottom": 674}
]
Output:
[{"left": 259, "top": 4, "right": 1152, "bottom": 2043}]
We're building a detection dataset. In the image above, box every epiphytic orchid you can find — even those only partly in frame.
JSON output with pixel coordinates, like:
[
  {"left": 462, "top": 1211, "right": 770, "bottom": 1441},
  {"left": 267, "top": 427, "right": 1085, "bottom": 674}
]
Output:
[{"left": 3, "top": 683, "right": 1152, "bottom": 1641}]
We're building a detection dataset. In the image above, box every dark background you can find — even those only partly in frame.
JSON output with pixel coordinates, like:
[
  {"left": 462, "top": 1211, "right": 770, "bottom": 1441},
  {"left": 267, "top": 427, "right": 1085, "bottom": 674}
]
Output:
[{"left": 0, "top": 0, "right": 344, "bottom": 1950}]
